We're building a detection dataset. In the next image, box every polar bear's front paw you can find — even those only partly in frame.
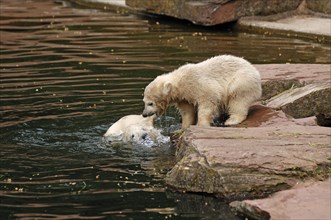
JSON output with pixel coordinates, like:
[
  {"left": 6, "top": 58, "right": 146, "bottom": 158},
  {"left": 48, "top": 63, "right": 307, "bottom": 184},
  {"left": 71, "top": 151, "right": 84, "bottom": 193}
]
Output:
[{"left": 224, "top": 114, "right": 246, "bottom": 126}]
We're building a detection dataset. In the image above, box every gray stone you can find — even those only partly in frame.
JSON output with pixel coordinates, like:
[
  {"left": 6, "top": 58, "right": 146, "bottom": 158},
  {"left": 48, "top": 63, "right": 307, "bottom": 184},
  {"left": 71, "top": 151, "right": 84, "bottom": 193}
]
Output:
[
  {"left": 230, "top": 200, "right": 270, "bottom": 220},
  {"left": 266, "top": 82, "right": 331, "bottom": 125}
]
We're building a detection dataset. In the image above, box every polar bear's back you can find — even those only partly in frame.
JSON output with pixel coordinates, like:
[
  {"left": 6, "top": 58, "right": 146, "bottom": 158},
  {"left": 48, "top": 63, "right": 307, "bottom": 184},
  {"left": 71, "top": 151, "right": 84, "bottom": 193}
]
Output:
[
  {"left": 175, "top": 55, "right": 260, "bottom": 88},
  {"left": 170, "top": 55, "right": 261, "bottom": 104},
  {"left": 195, "top": 55, "right": 260, "bottom": 80}
]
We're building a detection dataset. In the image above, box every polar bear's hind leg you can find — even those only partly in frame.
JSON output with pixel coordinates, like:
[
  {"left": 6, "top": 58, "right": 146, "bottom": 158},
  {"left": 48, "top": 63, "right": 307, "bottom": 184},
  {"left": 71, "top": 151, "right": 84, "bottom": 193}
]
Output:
[{"left": 224, "top": 98, "right": 251, "bottom": 126}]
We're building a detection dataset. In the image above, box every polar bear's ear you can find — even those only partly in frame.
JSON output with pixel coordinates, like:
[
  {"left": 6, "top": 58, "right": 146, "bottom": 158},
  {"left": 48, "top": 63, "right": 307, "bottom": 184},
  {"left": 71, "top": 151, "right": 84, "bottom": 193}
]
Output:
[{"left": 163, "top": 82, "right": 172, "bottom": 95}]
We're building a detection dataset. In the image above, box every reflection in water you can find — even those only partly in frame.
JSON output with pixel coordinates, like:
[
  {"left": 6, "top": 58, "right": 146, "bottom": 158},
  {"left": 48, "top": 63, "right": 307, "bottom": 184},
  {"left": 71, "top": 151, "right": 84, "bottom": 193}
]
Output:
[{"left": 0, "top": 0, "right": 330, "bottom": 219}]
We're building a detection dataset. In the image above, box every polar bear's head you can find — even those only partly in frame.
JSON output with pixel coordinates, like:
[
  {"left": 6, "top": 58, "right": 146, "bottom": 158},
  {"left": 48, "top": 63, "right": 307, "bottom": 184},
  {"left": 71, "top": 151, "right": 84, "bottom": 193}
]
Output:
[
  {"left": 142, "top": 75, "right": 172, "bottom": 118},
  {"left": 104, "top": 115, "right": 157, "bottom": 144},
  {"left": 124, "top": 125, "right": 150, "bottom": 142}
]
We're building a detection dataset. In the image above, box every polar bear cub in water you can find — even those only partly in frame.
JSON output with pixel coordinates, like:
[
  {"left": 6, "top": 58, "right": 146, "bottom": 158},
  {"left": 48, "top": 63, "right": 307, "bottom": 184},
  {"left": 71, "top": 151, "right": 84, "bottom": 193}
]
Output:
[{"left": 104, "top": 115, "right": 168, "bottom": 145}]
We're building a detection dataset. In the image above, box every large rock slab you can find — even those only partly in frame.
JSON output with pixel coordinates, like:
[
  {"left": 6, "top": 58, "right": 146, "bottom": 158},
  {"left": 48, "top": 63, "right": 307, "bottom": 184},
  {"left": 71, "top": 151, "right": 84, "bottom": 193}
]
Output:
[
  {"left": 165, "top": 106, "right": 331, "bottom": 200},
  {"left": 238, "top": 16, "right": 331, "bottom": 43},
  {"left": 266, "top": 82, "right": 331, "bottom": 125},
  {"left": 125, "top": 0, "right": 302, "bottom": 26},
  {"left": 230, "top": 178, "right": 331, "bottom": 220}
]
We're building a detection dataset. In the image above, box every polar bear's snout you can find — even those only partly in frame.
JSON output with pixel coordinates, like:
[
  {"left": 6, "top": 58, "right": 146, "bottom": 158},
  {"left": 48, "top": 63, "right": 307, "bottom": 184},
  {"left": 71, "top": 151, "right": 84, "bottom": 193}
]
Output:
[
  {"left": 142, "top": 98, "right": 157, "bottom": 117},
  {"left": 142, "top": 110, "right": 154, "bottom": 117},
  {"left": 130, "top": 132, "right": 148, "bottom": 142}
]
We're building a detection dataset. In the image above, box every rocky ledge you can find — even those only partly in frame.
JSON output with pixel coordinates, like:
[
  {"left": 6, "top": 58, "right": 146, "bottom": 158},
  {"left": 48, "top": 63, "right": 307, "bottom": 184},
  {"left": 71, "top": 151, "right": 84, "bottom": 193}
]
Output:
[
  {"left": 166, "top": 107, "right": 330, "bottom": 199},
  {"left": 127, "top": 0, "right": 296, "bottom": 25},
  {"left": 126, "top": 0, "right": 331, "bottom": 26},
  {"left": 166, "top": 64, "right": 331, "bottom": 219},
  {"left": 230, "top": 177, "right": 331, "bottom": 220},
  {"left": 125, "top": 0, "right": 330, "bottom": 42}
]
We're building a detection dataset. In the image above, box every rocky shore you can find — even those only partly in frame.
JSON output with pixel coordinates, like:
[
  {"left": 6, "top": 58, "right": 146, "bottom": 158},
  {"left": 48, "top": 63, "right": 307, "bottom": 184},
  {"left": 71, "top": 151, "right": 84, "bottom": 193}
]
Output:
[
  {"left": 125, "top": 0, "right": 330, "bottom": 25},
  {"left": 69, "top": 0, "right": 330, "bottom": 42},
  {"left": 166, "top": 64, "right": 330, "bottom": 219},
  {"left": 125, "top": 0, "right": 331, "bottom": 42}
]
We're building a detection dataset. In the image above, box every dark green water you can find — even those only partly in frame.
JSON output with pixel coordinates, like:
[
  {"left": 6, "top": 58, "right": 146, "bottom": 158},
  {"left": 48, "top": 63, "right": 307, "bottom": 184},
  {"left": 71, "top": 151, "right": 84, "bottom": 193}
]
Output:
[{"left": 1, "top": 0, "right": 330, "bottom": 219}]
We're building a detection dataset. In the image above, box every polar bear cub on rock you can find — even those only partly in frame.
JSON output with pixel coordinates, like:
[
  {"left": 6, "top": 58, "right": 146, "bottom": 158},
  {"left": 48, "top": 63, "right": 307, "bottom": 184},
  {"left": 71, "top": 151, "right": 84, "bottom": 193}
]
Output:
[{"left": 142, "top": 55, "right": 262, "bottom": 128}]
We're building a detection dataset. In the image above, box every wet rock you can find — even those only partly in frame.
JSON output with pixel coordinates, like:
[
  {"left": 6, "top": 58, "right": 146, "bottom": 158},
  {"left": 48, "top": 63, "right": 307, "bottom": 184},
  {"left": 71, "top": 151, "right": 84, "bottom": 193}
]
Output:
[
  {"left": 266, "top": 82, "right": 331, "bottom": 126},
  {"left": 125, "top": 0, "right": 302, "bottom": 25},
  {"left": 166, "top": 192, "right": 239, "bottom": 219},
  {"left": 230, "top": 178, "right": 331, "bottom": 220},
  {"left": 316, "top": 113, "right": 331, "bottom": 127},
  {"left": 165, "top": 105, "right": 331, "bottom": 200},
  {"left": 230, "top": 200, "right": 270, "bottom": 220}
]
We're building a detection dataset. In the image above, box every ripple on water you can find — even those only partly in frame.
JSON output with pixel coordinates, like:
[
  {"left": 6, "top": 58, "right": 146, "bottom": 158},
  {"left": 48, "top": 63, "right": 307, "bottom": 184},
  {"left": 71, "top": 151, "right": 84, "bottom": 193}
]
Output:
[{"left": 0, "top": 135, "right": 177, "bottom": 218}]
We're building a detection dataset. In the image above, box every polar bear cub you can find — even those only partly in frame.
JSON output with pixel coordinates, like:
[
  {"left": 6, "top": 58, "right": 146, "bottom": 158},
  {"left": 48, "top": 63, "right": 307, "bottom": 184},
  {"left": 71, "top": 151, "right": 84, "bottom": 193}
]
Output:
[
  {"left": 104, "top": 115, "right": 162, "bottom": 144},
  {"left": 142, "top": 55, "right": 262, "bottom": 128}
]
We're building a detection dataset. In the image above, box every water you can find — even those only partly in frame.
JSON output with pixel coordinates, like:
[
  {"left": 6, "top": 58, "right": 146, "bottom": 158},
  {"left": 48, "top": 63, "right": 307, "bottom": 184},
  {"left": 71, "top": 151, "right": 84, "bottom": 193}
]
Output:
[{"left": 0, "top": 0, "right": 330, "bottom": 219}]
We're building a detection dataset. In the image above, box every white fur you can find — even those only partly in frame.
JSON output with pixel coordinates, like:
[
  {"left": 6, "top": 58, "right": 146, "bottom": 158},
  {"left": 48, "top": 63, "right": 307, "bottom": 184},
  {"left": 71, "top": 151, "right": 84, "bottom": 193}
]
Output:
[
  {"left": 104, "top": 115, "right": 162, "bottom": 144},
  {"left": 142, "top": 55, "right": 262, "bottom": 128}
]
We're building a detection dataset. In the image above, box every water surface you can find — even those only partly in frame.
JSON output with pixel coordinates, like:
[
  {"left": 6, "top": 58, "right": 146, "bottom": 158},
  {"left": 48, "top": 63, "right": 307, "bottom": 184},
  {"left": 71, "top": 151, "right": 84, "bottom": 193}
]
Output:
[{"left": 1, "top": 0, "right": 330, "bottom": 219}]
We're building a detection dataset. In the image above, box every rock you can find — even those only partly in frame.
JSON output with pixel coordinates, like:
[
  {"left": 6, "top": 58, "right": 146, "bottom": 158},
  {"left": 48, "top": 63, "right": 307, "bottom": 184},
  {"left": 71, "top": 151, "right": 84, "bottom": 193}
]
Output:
[
  {"left": 261, "top": 79, "right": 303, "bottom": 100},
  {"left": 266, "top": 82, "right": 331, "bottom": 126},
  {"left": 237, "top": 16, "right": 331, "bottom": 43},
  {"left": 230, "top": 200, "right": 270, "bottom": 220},
  {"left": 256, "top": 64, "right": 331, "bottom": 84},
  {"left": 256, "top": 64, "right": 331, "bottom": 126},
  {"left": 165, "top": 64, "right": 331, "bottom": 216},
  {"left": 165, "top": 105, "right": 331, "bottom": 200},
  {"left": 306, "top": 0, "right": 331, "bottom": 14},
  {"left": 125, "top": 0, "right": 302, "bottom": 26},
  {"left": 166, "top": 192, "right": 239, "bottom": 219},
  {"left": 69, "top": 0, "right": 128, "bottom": 10},
  {"left": 230, "top": 178, "right": 331, "bottom": 220},
  {"left": 316, "top": 113, "right": 331, "bottom": 127}
]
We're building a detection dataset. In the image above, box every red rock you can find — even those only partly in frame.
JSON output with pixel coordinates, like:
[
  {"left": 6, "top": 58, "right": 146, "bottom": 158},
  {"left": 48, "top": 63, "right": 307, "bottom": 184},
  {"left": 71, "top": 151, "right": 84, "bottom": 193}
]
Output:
[
  {"left": 255, "top": 64, "right": 331, "bottom": 83},
  {"left": 231, "top": 178, "right": 331, "bottom": 220},
  {"left": 165, "top": 64, "right": 331, "bottom": 218},
  {"left": 165, "top": 105, "right": 331, "bottom": 200},
  {"left": 125, "top": 0, "right": 302, "bottom": 25}
]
